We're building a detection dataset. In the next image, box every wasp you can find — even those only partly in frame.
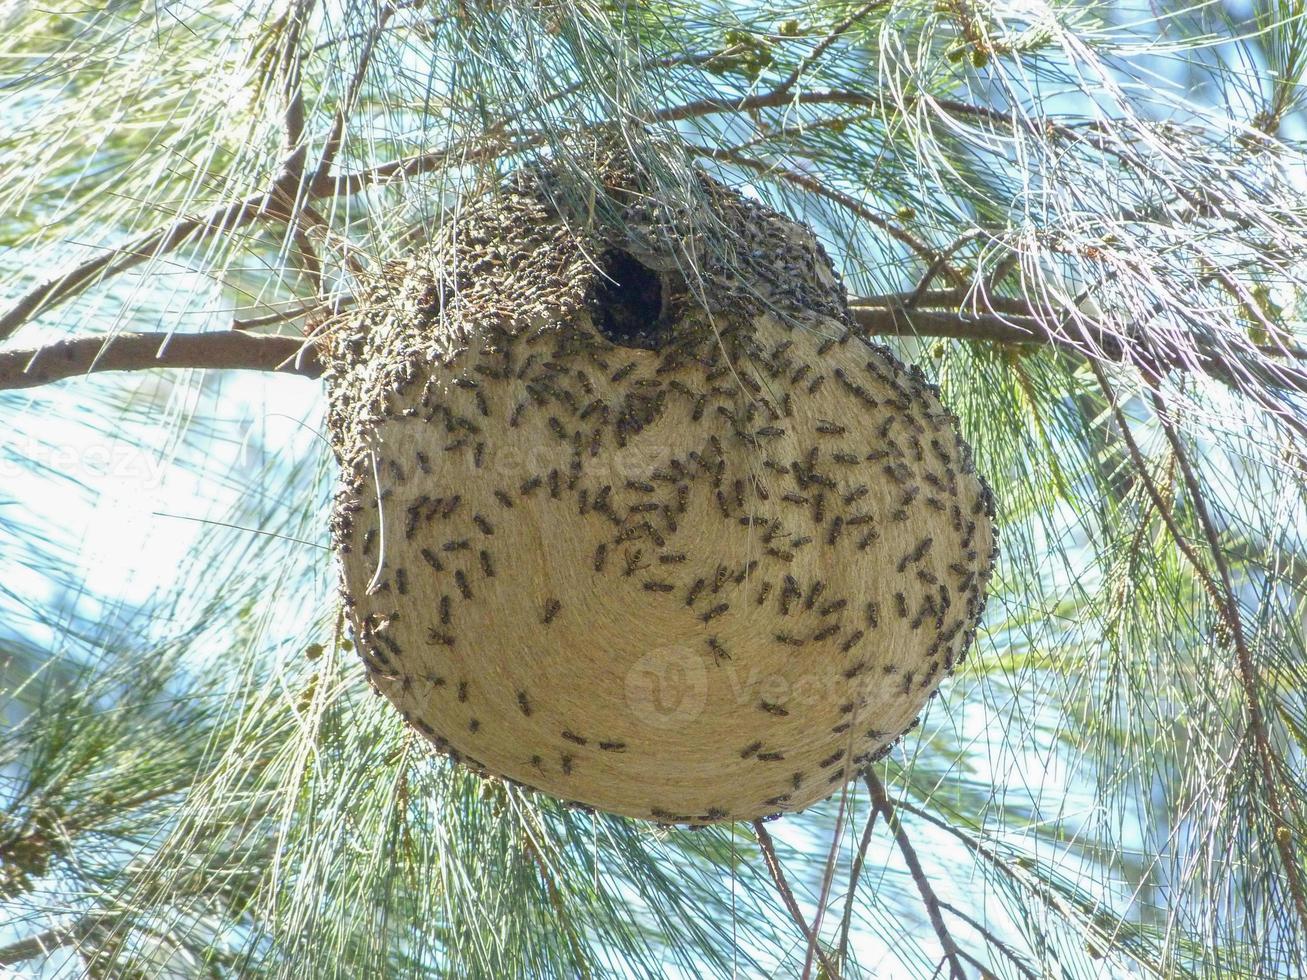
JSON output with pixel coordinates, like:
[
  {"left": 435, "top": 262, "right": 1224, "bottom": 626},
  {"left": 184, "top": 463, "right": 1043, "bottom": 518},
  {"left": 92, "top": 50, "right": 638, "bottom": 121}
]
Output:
[
  {"left": 897, "top": 536, "right": 934, "bottom": 573},
  {"left": 700, "top": 602, "right": 728, "bottom": 623},
  {"left": 812, "top": 492, "right": 827, "bottom": 525},
  {"left": 820, "top": 599, "right": 848, "bottom": 617},
  {"left": 820, "top": 749, "right": 846, "bottom": 768},
  {"left": 707, "top": 637, "right": 731, "bottom": 664},
  {"left": 685, "top": 577, "right": 706, "bottom": 607},
  {"left": 826, "top": 517, "right": 845, "bottom": 547},
  {"left": 616, "top": 548, "right": 643, "bottom": 577},
  {"left": 454, "top": 570, "right": 472, "bottom": 600}
]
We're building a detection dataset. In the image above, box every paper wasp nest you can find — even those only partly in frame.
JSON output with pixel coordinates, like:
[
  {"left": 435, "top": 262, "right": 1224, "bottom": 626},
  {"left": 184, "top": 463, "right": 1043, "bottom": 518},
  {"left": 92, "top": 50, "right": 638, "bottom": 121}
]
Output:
[{"left": 325, "top": 158, "right": 996, "bottom": 824}]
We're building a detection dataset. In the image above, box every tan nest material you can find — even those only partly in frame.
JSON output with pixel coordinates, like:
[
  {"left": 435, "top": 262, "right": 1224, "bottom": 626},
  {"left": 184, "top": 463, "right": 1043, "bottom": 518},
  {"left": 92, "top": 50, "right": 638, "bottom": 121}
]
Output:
[{"left": 325, "top": 158, "right": 996, "bottom": 825}]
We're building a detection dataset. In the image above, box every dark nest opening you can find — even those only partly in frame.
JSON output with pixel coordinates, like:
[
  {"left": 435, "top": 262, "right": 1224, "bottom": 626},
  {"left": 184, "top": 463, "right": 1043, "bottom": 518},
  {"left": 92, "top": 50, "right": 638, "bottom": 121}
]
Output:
[{"left": 587, "top": 250, "right": 669, "bottom": 351}]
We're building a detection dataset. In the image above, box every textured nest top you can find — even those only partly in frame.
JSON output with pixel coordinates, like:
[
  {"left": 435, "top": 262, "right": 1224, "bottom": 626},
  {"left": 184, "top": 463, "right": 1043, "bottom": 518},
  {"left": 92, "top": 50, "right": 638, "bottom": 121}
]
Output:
[{"left": 325, "top": 156, "right": 850, "bottom": 464}]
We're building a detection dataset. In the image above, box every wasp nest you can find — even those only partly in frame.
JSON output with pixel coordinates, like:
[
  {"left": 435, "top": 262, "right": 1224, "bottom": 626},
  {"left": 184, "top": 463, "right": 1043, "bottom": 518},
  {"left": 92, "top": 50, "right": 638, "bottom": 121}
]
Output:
[{"left": 325, "top": 158, "right": 996, "bottom": 824}]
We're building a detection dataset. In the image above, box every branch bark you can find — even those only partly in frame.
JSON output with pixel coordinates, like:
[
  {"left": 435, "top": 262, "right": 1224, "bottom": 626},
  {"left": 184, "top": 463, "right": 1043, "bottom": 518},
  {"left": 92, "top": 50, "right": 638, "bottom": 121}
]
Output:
[
  {"left": 864, "top": 772, "right": 967, "bottom": 980},
  {"left": 0, "top": 332, "right": 322, "bottom": 391},
  {"left": 3, "top": 295, "right": 1305, "bottom": 399},
  {"left": 751, "top": 819, "right": 843, "bottom": 980}
]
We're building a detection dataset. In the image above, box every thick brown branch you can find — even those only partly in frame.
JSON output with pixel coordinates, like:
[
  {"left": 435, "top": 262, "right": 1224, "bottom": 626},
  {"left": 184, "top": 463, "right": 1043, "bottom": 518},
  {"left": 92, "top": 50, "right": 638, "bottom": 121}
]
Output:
[
  {"left": 2, "top": 293, "right": 1301, "bottom": 400},
  {"left": 0, "top": 332, "right": 322, "bottom": 391},
  {"left": 0, "top": 184, "right": 303, "bottom": 345}
]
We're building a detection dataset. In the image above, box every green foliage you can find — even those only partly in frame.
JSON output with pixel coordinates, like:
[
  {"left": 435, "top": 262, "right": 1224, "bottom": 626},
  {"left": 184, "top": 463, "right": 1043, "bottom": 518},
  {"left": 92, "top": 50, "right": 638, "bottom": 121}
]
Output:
[{"left": 2, "top": 0, "right": 1306, "bottom": 977}]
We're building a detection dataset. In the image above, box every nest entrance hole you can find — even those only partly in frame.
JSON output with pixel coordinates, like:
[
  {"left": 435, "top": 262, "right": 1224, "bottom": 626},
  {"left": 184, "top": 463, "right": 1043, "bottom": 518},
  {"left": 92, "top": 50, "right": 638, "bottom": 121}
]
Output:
[{"left": 589, "top": 250, "right": 670, "bottom": 351}]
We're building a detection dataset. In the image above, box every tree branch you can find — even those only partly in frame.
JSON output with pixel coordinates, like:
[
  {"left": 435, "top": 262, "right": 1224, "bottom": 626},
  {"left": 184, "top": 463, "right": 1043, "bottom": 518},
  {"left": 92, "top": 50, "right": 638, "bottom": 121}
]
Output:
[
  {"left": 0, "top": 914, "right": 113, "bottom": 969},
  {"left": 771, "top": 2, "right": 890, "bottom": 99},
  {"left": 834, "top": 798, "right": 881, "bottom": 970},
  {"left": 4, "top": 291, "right": 1305, "bottom": 400},
  {"left": 0, "top": 332, "right": 322, "bottom": 391},
  {"left": 751, "top": 819, "right": 843, "bottom": 980},
  {"left": 1146, "top": 387, "right": 1307, "bottom": 934},
  {"left": 864, "top": 772, "right": 967, "bottom": 980},
  {"left": 696, "top": 146, "right": 959, "bottom": 281},
  {"left": 937, "top": 900, "right": 1039, "bottom": 980}
]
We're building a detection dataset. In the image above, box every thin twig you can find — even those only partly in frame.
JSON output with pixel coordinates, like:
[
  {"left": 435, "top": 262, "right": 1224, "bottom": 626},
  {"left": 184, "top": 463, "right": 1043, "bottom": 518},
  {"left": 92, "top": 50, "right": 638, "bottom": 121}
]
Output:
[
  {"left": 771, "top": 1, "right": 890, "bottom": 98},
  {"left": 803, "top": 786, "right": 851, "bottom": 980},
  {"left": 937, "top": 901, "right": 1038, "bottom": 980},
  {"left": 281, "top": 0, "right": 314, "bottom": 170},
  {"left": 0, "top": 187, "right": 290, "bottom": 343},
  {"left": 864, "top": 772, "right": 967, "bottom": 980},
  {"left": 696, "top": 145, "right": 960, "bottom": 280},
  {"left": 314, "top": 1, "right": 405, "bottom": 184},
  {"left": 1146, "top": 388, "right": 1307, "bottom": 934},
  {"left": 834, "top": 800, "right": 880, "bottom": 969},
  {"left": 751, "top": 819, "right": 843, "bottom": 980}
]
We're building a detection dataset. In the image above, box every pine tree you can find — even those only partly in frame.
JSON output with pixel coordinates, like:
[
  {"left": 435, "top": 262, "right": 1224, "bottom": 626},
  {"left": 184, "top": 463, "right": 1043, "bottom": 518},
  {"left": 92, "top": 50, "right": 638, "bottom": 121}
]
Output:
[{"left": 2, "top": 1, "right": 1306, "bottom": 976}]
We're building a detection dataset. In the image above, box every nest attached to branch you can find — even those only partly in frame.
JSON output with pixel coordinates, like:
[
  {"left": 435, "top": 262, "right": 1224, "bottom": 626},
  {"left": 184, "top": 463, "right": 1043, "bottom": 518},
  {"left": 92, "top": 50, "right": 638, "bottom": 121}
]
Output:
[{"left": 325, "top": 155, "right": 996, "bottom": 824}]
